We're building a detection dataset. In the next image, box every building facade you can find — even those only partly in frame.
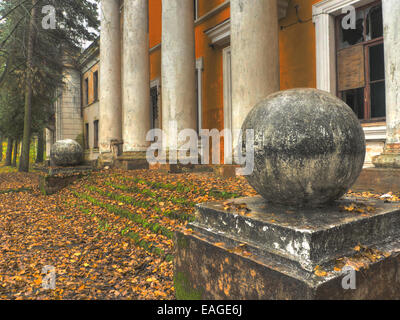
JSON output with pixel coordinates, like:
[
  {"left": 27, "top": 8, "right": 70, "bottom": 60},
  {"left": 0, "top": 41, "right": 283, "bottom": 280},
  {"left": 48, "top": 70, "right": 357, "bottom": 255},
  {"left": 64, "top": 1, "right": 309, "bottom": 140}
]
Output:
[{"left": 53, "top": 0, "right": 400, "bottom": 168}]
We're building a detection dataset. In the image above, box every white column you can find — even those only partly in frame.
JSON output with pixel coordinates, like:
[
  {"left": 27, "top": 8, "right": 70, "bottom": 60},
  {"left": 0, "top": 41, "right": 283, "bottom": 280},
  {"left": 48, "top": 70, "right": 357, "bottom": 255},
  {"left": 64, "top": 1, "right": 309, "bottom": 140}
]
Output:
[
  {"left": 230, "top": 0, "right": 280, "bottom": 146},
  {"left": 161, "top": 0, "right": 197, "bottom": 150},
  {"left": 122, "top": 0, "right": 150, "bottom": 153},
  {"left": 373, "top": 0, "right": 400, "bottom": 167},
  {"left": 313, "top": 12, "right": 337, "bottom": 95},
  {"left": 45, "top": 128, "right": 53, "bottom": 160},
  {"left": 99, "top": 0, "right": 122, "bottom": 155},
  {"left": 383, "top": 0, "right": 400, "bottom": 147}
]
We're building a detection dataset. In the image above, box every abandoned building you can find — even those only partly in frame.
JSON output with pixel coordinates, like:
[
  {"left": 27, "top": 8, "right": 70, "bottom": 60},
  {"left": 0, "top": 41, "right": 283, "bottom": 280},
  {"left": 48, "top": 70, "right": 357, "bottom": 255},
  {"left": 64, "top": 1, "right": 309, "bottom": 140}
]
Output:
[{"left": 46, "top": 0, "right": 400, "bottom": 175}]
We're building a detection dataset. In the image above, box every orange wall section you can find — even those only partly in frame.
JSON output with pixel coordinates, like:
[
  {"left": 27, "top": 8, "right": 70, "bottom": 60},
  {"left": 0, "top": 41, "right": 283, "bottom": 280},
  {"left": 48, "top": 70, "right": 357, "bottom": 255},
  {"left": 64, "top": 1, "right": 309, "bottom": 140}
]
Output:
[
  {"left": 279, "top": 0, "right": 320, "bottom": 90},
  {"left": 149, "top": 0, "right": 162, "bottom": 48},
  {"left": 198, "top": 0, "right": 227, "bottom": 17},
  {"left": 148, "top": 0, "right": 230, "bottom": 133},
  {"left": 147, "top": 0, "right": 322, "bottom": 132},
  {"left": 82, "top": 63, "right": 99, "bottom": 106},
  {"left": 195, "top": 6, "right": 230, "bottom": 133}
]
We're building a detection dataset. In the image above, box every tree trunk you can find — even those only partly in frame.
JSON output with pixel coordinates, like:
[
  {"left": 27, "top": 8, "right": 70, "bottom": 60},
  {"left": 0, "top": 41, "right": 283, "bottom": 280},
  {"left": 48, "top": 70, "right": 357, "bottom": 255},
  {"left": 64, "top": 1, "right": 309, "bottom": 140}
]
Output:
[
  {"left": 12, "top": 140, "right": 18, "bottom": 167},
  {"left": 36, "top": 131, "right": 44, "bottom": 163},
  {"left": 0, "top": 136, "right": 3, "bottom": 162},
  {"left": 19, "top": 0, "right": 38, "bottom": 172},
  {"left": 5, "top": 138, "right": 13, "bottom": 166}
]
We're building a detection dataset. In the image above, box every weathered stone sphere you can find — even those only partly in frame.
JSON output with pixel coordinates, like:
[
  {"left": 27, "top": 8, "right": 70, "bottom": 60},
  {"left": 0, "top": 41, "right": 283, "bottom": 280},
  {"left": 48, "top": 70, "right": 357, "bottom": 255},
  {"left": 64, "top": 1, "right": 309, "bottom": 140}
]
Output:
[
  {"left": 241, "top": 88, "right": 366, "bottom": 208},
  {"left": 50, "top": 139, "right": 83, "bottom": 167}
]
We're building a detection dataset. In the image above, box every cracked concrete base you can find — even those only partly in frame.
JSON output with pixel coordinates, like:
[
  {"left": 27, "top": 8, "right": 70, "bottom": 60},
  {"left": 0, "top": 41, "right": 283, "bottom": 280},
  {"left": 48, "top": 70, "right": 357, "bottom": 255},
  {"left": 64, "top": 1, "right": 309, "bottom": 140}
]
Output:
[
  {"left": 174, "top": 196, "right": 400, "bottom": 300},
  {"left": 373, "top": 153, "right": 400, "bottom": 169}
]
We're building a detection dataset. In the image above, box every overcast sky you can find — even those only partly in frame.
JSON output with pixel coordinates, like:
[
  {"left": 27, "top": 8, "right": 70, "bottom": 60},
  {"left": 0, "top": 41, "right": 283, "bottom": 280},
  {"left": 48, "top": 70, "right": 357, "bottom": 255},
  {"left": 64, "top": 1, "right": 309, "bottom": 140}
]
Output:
[{"left": 82, "top": 0, "right": 100, "bottom": 49}]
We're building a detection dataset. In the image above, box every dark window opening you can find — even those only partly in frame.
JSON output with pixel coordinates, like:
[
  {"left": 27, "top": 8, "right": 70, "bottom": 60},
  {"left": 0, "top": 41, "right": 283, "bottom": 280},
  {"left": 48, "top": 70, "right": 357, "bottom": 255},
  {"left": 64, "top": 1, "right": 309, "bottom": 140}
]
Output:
[
  {"left": 149, "top": 86, "right": 159, "bottom": 142},
  {"left": 194, "top": 0, "right": 198, "bottom": 20},
  {"left": 150, "top": 86, "right": 158, "bottom": 129},
  {"left": 370, "top": 81, "right": 386, "bottom": 118},
  {"left": 336, "top": 1, "right": 385, "bottom": 121},
  {"left": 84, "top": 78, "right": 89, "bottom": 106},
  {"left": 343, "top": 88, "right": 365, "bottom": 119},
  {"left": 93, "top": 71, "right": 99, "bottom": 102},
  {"left": 195, "top": 69, "right": 200, "bottom": 133},
  {"left": 339, "top": 10, "right": 365, "bottom": 49},
  {"left": 93, "top": 120, "right": 99, "bottom": 149},
  {"left": 366, "top": 5, "right": 383, "bottom": 40},
  {"left": 85, "top": 123, "right": 89, "bottom": 149}
]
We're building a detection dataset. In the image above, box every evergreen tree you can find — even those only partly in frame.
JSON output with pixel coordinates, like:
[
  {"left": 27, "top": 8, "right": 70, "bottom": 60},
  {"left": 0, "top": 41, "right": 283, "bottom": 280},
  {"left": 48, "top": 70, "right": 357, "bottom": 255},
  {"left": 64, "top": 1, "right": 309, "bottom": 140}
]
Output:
[
  {"left": 0, "top": 0, "right": 99, "bottom": 171},
  {"left": 4, "top": 138, "right": 13, "bottom": 166}
]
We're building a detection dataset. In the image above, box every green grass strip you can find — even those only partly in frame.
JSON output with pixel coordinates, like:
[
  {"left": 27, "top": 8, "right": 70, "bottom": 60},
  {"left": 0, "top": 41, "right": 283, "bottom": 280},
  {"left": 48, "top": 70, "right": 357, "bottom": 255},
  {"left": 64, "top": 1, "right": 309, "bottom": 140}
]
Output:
[
  {"left": 77, "top": 204, "right": 170, "bottom": 259},
  {"left": 73, "top": 190, "right": 174, "bottom": 240},
  {"left": 0, "top": 187, "right": 32, "bottom": 195},
  {"left": 116, "top": 175, "right": 240, "bottom": 200},
  {"left": 97, "top": 182, "right": 195, "bottom": 223},
  {"left": 89, "top": 184, "right": 153, "bottom": 208},
  {"left": 105, "top": 181, "right": 195, "bottom": 207}
]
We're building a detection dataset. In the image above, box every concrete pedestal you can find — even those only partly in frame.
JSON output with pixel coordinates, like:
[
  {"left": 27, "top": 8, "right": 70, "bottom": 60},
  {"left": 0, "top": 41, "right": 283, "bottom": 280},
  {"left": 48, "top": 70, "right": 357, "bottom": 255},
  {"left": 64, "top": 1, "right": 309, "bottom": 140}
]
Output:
[
  {"left": 38, "top": 165, "right": 93, "bottom": 195},
  {"left": 373, "top": 151, "right": 400, "bottom": 169},
  {"left": 353, "top": 167, "right": 400, "bottom": 193},
  {"left": 174, "top": 196, "right": 400, "bottom": 299}
]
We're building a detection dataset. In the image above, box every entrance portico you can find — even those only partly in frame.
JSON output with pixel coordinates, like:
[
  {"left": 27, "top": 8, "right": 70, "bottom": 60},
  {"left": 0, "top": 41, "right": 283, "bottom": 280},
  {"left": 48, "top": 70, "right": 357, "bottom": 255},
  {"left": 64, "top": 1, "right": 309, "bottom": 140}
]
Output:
[{"left": 97, "top": 0, "right": 400, "bottom": 176}]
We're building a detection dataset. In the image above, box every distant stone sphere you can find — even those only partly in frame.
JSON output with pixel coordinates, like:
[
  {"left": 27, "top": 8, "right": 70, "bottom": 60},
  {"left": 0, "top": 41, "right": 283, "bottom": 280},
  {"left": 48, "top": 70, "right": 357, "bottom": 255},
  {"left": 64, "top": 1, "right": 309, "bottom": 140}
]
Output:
[
  {"left": 241, "top": 88, "right": 366, "bottom": 208},
  {"left": 50, "top": 139, "right": 83, "bottom": 167}
]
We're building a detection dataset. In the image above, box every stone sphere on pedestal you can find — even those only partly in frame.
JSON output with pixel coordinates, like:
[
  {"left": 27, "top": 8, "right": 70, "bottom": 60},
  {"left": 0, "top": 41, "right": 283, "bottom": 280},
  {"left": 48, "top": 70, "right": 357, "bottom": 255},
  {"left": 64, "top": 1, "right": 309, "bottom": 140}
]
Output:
[
  {"left": 50, "top": 139, "right": 83, "bottom": 167},
  {"left": 241, "top": 88, "right": 366, "bottom": 208}
]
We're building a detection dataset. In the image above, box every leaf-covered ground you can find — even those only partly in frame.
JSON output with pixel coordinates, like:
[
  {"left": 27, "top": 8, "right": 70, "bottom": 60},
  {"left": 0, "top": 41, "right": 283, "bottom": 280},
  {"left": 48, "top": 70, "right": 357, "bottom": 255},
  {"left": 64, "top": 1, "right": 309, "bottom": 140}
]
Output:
[
  {"left": 0, "top": 169, "right": 256, "bottom": 299},
  {"left": 0, "top": 168, "right": 399, "bottom": 300}
]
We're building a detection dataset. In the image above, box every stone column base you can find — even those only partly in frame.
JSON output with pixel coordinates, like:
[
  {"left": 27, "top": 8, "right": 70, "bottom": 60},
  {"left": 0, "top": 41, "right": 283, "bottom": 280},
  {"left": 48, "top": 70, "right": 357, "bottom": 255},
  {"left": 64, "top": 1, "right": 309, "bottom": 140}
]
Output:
[
  {"left": 97, "top": 152, "right": 114, "bottom": 168},
  {"left": 148, "top": 150, "right": 209, "bottom": 173},
  {"left": 372, "top": 154, "right": 400, "bottom": 169},
  {"left": 213, "top": 165, "right": 240, "bottom": 178},
  {"left": 114, "top": 151, "right": 149, "bottom": 170},
  {"left": 372, "top": 144, "right": 400, "bottom": 168}
]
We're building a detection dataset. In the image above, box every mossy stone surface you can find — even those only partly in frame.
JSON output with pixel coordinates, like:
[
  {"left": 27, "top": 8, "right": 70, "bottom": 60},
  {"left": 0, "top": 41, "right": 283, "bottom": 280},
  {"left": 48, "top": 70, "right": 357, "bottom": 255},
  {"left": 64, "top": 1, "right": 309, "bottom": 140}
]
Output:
[{"left": 241, "top": 88, "right": 366, "bottom": 208}]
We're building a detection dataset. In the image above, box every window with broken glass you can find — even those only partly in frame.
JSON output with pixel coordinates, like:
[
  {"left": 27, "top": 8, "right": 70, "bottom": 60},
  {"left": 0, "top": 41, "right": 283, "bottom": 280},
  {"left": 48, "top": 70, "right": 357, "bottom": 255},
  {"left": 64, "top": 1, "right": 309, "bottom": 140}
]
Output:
[{"left": 336, "top": 1, "right": 385, "bottom": 121}]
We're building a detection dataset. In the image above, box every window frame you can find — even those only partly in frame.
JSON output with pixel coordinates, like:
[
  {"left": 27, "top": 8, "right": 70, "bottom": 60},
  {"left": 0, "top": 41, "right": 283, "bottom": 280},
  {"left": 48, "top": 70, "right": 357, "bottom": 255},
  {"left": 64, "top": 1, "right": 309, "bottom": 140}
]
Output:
[
  {"left": 93, "top": 71, "right": 99, "bottom": 102},
  {"left": 85, "top": 123, "right": 89, "bottom": 150},
  {"left": 93, "top": 120, "right": 99, "bottom": 150},
  {"left": 194, "top": 0, "right": 198, "bottom": 20},
  {"left": 335, "top": 0, "right": 385, "bottom": 122},
  {"left": 84, "top": 77, "right": 89, "bottom": 106}
]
